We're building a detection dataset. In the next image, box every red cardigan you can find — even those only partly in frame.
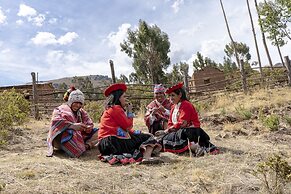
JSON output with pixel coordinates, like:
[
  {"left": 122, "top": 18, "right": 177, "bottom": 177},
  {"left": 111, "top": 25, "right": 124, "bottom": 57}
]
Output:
[
  {"left": 98, "top": 105, "right": 137, "bottom": 140},
  {"left": 168, "top": 100, "right": 201, "bottom": 129}
]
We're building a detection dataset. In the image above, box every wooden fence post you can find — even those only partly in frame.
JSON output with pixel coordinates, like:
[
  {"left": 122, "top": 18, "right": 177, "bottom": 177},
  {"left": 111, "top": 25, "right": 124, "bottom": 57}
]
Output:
[
  {"left": 284, "top": 56, "right": 291, "bottom": 86},
  {"left": 31, "top": 72, "right": 40, "bottom": 120},
  {"left": 240, "top": 60, "right": 248, "bottom": 94},
  {"left": 183, "top": 70, "right": 189, "bottom": 93},
  {"left": 109, "top": 60, "right": 116, "bottom": 84}
]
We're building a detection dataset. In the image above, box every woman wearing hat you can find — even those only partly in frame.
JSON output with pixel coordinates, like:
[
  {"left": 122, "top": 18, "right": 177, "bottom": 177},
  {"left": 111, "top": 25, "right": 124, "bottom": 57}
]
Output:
[
  {"left": 98, "top": 83, "right": 162, "bottom": 164},
  {"left": 144, "top": 84, "right": 172, "bottom": 135},
  {"left": 47, "top": 89, "right": 99, "bottom": 157},
  {"left": 160, "top": 82, "right": 219, "bottom": 156}
]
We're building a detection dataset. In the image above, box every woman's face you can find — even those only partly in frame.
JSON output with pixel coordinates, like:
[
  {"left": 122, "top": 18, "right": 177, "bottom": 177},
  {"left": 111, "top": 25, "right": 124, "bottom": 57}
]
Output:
[
  {"left": 119, "top": 92, "right": 127, "bottom": 108},
  {"left": 71, "top": 102, "right": 83, "bottom": 111},
  {"left": 169, "top": 92, "right": 181, "bottom": 104},
  {"left": 154, "top": 92, "right": 165, "bottom": 103}
]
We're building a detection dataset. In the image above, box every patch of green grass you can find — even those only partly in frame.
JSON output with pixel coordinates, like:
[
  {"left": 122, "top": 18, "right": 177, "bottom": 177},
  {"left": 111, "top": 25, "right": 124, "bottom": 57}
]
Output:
[
  {"left": 235, "top": 104, "right": 252, "bottom": 120},
  {"left": 263, "top": 115, "right": 280, "bottom": 131}
]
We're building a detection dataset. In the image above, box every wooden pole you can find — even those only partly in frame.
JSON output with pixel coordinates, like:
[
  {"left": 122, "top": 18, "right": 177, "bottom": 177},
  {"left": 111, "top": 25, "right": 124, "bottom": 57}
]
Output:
[
  {"left": 246, "top": 0, "right": 263, "bottom": 81},
  {"left": 284, "top": 56, "right": 291, "bottom": 86},
  {"left": 109, "top": 60, "right": 116, "bottom": 83},
  {"left": 183, "top": 69, "right": 189, "bottom": 93},
  {"left": 240, "top": 60, "right": 248, "bottom": 94},
  {"left": 31, "top": 72, "right": 40, "bottom": 120}
]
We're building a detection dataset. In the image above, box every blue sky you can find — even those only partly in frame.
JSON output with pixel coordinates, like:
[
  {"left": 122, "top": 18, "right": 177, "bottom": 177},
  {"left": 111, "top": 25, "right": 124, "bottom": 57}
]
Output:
[{"left": 0, "top": 0, "right": 290, "bottom": 86}]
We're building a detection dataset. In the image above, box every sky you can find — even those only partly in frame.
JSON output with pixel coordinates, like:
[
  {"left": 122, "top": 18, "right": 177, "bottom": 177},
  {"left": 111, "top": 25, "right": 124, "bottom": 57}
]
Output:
[{"left": 0, "top": 0, "right": 290, "bottom": 86}]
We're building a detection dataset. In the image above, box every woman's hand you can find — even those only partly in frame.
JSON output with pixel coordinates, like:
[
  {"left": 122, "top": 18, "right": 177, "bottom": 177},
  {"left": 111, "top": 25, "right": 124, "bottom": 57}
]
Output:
[
  {"left": 126, "top": 102, "right": 133, "bottom": 113},
  {"left": 70, "top": 123, "right": 91, "bottom": 132}
]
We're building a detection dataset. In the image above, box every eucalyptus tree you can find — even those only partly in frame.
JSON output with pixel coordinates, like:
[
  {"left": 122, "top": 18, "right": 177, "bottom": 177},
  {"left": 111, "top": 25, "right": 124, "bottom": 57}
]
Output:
[
  {"left": 193, "top": 52, "right": 219, "bottom": 71},
  {"left": 246, "top": 0, "right": 263, "bottom": 78},
  {"left": 258, "top": 0, "right": 291, "bottom": 65},
  {"left": 118, "top": 74, "right": 129, "bottom": 83},
  {"left": 224, "top": 42, "right": 252, "bottom": 68},
  {"left": 219, "top": 0, "right": 240, "bottom": 69},
  {"left": 254, "top": 0, "right": 273, "bottom": 69},
  {"left": 168, "top": 62, "right": 189, "bottom": 84},
  {"left": 120, "top": 20, "right": 171, "bottom": 84}
]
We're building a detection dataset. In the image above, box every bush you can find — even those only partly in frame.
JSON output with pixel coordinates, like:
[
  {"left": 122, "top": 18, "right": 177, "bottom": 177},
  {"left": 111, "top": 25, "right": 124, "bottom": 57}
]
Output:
[
  {"left": 0, "top": 89, "right": 30, "bottom": 145},
  {"left": 253, "top": 154, "right": 291, "bottom": 194},
  {"left": 263, "top": 115, "right": 280, "bottom": 131},
  {"left": 84, "top": 101, "right": 104, "bottom": 123},
  {"left": 235, "top": 104, "right": 252, "bottom": 120}
]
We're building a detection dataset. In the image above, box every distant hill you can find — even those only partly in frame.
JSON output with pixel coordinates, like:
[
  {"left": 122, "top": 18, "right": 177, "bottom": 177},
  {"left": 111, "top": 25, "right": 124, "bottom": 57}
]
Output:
[{"left": 47, "top": 75, "right": 112, "bottom": 89}]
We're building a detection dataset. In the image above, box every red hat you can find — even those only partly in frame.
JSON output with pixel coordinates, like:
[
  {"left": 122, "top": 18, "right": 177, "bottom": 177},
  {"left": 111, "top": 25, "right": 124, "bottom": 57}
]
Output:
[
  {"left": 165, "top": 82, "right": 184, "bottom": 94},
  {"left": 104, "top": 83, "right": 127, "bottom": 97}
]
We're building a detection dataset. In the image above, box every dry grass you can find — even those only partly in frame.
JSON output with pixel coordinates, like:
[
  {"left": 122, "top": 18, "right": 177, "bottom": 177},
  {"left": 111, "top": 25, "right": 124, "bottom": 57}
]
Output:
[
  {"left": 0, "top": 87, "right": 291, "bottom": 194},
  {"left": 209, "top": 87, "right": 291, "bottom": 114}
]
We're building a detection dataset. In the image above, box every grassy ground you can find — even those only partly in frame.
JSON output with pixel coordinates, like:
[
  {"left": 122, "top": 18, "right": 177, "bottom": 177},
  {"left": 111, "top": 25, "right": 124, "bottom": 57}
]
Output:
[{"left": 0, "top": 87, "right": 291, "bottom": 194}]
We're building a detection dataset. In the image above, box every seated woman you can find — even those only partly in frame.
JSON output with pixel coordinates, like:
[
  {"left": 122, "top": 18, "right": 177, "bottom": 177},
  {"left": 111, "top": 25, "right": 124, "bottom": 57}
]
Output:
[
  {"left": 47, "top": 89, "right": 98, "bottom": 157},
  {"left": 98, "top": 83, "right": 162, "bottom": 165},
  {"left": 144, "top": 84, "right": 172, "bottom": 135},
  {"left": 159, "top": 82, "right": 219, "bottom": 156}
]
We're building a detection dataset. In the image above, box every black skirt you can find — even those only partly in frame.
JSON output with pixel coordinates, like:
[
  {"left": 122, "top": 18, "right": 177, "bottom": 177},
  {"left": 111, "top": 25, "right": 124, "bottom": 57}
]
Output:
[
  {"left": 98, "top": 133, "right": 158, "bottom": 156},
  {"left": 161, "top": 127, "right": 213, "bottom": 154}
]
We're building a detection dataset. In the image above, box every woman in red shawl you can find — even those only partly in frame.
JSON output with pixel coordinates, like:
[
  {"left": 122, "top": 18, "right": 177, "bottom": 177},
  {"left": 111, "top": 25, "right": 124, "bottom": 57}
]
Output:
[
  {"left": 159, "top": 82, "right": 219, "bottom": 156},
  {"left": 47, "top": 89, "right": 98, "bottom": 157},
  {"left": 98, "top": 83, "right": 162, "bottom": 164}
]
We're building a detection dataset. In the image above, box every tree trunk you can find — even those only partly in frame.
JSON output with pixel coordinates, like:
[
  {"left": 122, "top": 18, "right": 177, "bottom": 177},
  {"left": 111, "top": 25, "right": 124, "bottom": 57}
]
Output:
[
  {"left": 219, "top": 0, "right": 241, "bottom": 70},
  {"left": 254, "top": 0, "right": 273, "bottom": 69},
  {"left": 275, "top": 37, "right": 285, "bottom": 67},
  {"left": 246, "top": 0, "right": 263, "bottom": 80}
]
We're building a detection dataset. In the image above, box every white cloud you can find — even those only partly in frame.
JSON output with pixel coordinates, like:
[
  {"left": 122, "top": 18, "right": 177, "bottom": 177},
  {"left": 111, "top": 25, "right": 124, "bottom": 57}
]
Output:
[
  {"left": 171, "top": 0, "right": 184, "bottom": 13},
  {"left": 1, "top": 48, "right": 11, "bottom": 54},
  {"left": 17, "top": 4, "right": 37, "bottom": 17},
  {"left": 31, "top": 32, "right": 79, "bottom": 46},
  {"left": 200, "top": 39, "right": 227, "bottom": 62},
  {"left": 48, "top": 18, "right": 57, "bottom": 24},
  {"left": 31, "top": 14, "right": 45, "bottom": 26},
  {"left": 106, "top": 23, "right": 134, "bottom": 76},
  {"left": 31, "top": 32, "right": 57, "bottom": 46},
  {"left": 46, "top": 50, "right": 79, "bottom": 65},
  {"left": 16, "top": 19, "right": 24, "bottom": 25},
  {"left": 58, "top": 32, "right": 79, "bottom": 45},
  {"left": 107, "top": 23, "right": 131, "bottom": 49},
  {"left": 178, "top": 22, "right": 203, "bottom": 36},
  {"left": 0, "top": 8, "right": 7, "bottom": 24},
  {"left": 17, "top": 4, "right": 46, "bottom": 26}
]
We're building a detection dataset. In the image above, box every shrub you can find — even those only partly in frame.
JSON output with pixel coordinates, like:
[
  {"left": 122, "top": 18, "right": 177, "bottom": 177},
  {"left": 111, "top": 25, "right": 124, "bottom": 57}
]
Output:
[
  {"left": 235, "top": 104, "right": 252, "bottom": 120},
  {"left": 0, "top": 89, "right": 30, "bottom": 145},
  {"left": 84, "top": 101, "right": 104, "bottom": 123},
  {"left": 253, "top": 154, "right": 291, "bottom": 194},
  {"left": 263, "top": 115, "right": 280, "bottom": 131}
]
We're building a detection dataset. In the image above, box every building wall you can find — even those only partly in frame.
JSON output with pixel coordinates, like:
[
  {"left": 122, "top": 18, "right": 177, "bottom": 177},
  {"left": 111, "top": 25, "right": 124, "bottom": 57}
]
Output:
[{"left": 189, "top": 67, "right": 226, "bottom": 92}]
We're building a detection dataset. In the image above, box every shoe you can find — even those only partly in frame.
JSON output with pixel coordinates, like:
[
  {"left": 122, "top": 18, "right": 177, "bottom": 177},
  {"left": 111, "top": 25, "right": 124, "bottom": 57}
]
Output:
[
  {"left": 120, "top": 157, "right": 130, "bottom": 165},
  {"left": 128, "top": 158, "right": 136, "bottom": 164},
  {"left": 210, "top": 148, "right": 220, "bottom": 155},
  {"left": 195, "top": 147, "right": 206, "bottom": 157},
  {"left": 108, "top": 156, "right": 119, "bottom": 165}
]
